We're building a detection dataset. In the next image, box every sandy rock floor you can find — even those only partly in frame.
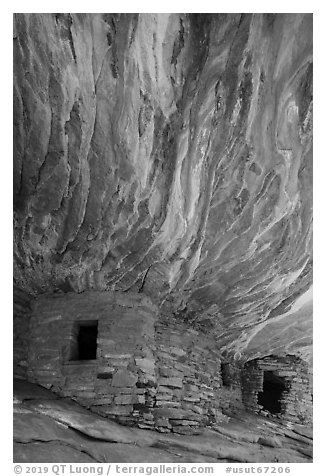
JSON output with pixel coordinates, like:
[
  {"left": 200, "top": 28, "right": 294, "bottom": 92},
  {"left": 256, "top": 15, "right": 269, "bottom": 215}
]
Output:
[{"left": 13, "top": 379, "right": 312, "bottom": 463}]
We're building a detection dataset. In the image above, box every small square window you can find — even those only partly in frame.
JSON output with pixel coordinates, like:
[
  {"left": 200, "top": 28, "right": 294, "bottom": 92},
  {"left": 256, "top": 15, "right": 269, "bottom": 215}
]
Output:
[{"left": 69, "top": 320, "right": 98, "bottom": 361}]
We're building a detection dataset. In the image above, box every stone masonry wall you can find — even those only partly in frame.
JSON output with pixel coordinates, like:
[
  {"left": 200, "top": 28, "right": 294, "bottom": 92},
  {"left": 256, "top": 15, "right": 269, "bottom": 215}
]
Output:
[
  {"left": 242, "top": 355, "right": 313, "bottom": 424},
  {"left": 152, "top": 316, "right": 228, "bottom": 434},
  {"left": 241, "top": 359, "right": 264, "bottom": 413},
  {"left": 27, "top": 291, "right": 158, "bottom": 427},
  {"left": 26, "top": 291, "right": 228, "bottom": 433},
  {"left": 18, "top": 290, "right": 313, "bottom": 428}
]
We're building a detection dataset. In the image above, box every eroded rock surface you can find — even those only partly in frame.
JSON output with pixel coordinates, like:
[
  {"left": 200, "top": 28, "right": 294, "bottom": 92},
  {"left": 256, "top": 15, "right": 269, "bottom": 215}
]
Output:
[
  {"left": 13, "top": 379, "right": 312, "bottom": 463},
  {"left": 13, "top": 13, "right": 313, "bottom": 360}
]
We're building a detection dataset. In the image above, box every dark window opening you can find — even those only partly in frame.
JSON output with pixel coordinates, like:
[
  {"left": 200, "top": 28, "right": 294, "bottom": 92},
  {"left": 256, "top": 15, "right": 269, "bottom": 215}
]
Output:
[
  {"left": 257, "top": 371, "right": 287, "bottom": 414},
  {"left": 69, "top": 320, "right": 98, "bottom": 361},
  {"left": 221, "top": 362, "right": 232, "bottom": 387}
]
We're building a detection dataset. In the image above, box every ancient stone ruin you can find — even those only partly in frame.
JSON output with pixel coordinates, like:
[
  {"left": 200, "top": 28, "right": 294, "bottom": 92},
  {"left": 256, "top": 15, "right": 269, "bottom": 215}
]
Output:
[
  {"left": 13, "top": 12, "right": 313, "bottom": 463},
  {"left": 14, "top": 288, "right": 312, "bottom": 436}
]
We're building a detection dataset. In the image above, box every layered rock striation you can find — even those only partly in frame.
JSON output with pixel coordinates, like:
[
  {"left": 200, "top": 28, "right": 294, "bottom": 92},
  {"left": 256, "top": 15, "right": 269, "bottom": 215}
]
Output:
[{"left": 13, "top": 14, "right": 313, "bottom": 361}]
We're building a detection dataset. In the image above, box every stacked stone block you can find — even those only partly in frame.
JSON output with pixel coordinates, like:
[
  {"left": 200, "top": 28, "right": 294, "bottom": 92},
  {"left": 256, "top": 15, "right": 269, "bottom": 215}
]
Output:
[
  {"left": 20, "top": 291, "right": 313, "bottom": 429},
  {"left": 153, "top": 317, "right": 227, "bottom": 434},
  {"left": 242, "top": 360, "right": 264, "bottom": 412},
  {"left": 27, "top": 291, "right": 158, "bottom": 427},
  {"left": 259, "top": 356, "right": 312, "bottom": 424},
  {"left": 241, "top": 355, "right": 312, "bottom": 424},
  {"left": 25, "top": 291, "right": 229, "bottom": 432}
]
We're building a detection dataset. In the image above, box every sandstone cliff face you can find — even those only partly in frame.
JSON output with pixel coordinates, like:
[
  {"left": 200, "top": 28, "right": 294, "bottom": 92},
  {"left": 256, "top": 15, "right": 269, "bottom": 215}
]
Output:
[{"left": 13, "top": 13, "right": 313, "bottom": 361}]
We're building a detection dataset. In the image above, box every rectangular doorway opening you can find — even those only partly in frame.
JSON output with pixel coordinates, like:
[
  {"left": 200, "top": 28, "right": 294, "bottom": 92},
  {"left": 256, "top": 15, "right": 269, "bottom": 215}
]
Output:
[
  {"left": 69, "top": 320, "right": 98, "bottom": 361},
  {"left": 221, "top": 362, "right": 231, "bottom": 387},
  {"left": 257, "top": 370, "right": 287, "bottom": 414}
]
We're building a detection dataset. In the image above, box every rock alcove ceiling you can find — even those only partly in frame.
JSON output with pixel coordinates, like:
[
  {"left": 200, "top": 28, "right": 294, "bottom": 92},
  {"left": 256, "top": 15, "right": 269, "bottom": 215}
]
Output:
[{"left": 13, "top": 13, "right": 312, "bottom": 364}]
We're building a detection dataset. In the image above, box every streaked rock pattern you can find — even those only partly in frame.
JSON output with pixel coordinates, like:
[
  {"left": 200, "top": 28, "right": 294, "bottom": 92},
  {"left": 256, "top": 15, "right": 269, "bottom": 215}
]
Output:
[{"left": 13, "top": 14, "right": 313, "bottom": 361}]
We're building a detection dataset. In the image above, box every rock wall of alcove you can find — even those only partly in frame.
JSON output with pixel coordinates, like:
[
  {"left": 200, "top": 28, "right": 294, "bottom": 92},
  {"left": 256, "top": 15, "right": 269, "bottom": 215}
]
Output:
[
  {"left": 13, "top": 286, "right": 34, "bottom": 379},
  {"left": 13, "top": 13, "right": 313, "bottom": 361}
]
